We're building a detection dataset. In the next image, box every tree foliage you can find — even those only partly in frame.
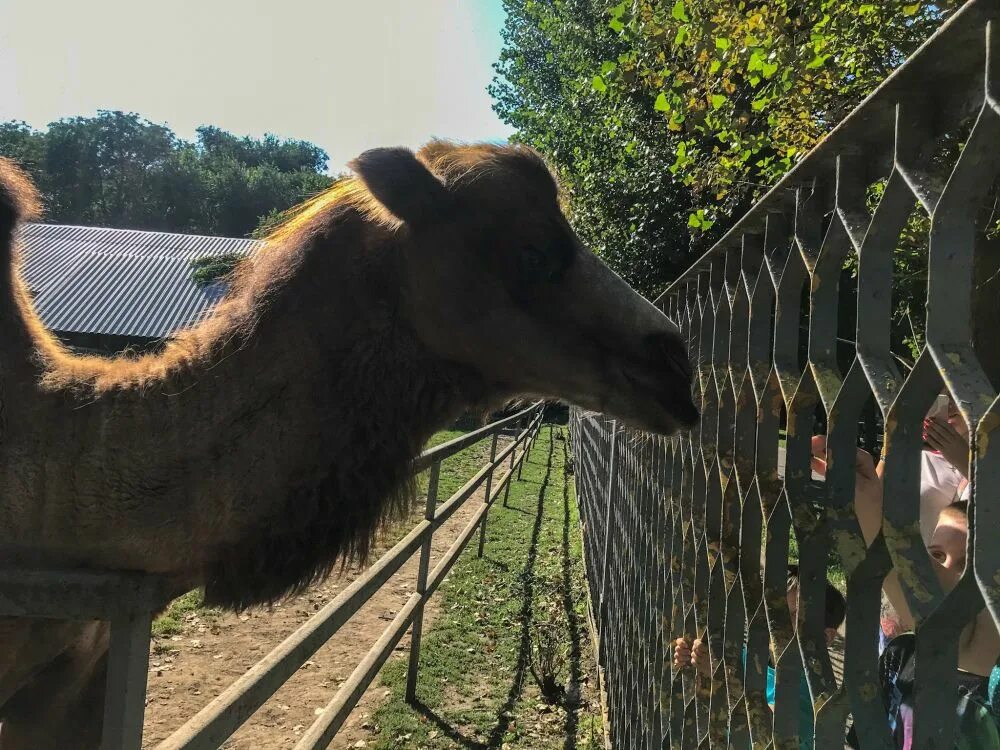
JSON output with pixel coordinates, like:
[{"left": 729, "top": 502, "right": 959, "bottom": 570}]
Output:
[
  {"left": 0, "top": 111, "right": 334, "bottom": 238},
  {"left": 492, "top": 0, "right": 694, "bottom": 295},
  {"left": 493, "top": 0, "right": 961, "bottom": 297}
]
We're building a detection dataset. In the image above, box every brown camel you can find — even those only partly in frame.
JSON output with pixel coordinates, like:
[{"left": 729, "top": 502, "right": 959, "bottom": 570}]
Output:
[{"left": 0, "top": 141, "right": 696, "bottom": 748}]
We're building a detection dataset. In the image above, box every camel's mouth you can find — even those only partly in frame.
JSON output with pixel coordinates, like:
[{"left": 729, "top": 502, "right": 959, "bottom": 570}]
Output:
[{"left": 619, "top": 366, "right": 699, "bottom": 435}]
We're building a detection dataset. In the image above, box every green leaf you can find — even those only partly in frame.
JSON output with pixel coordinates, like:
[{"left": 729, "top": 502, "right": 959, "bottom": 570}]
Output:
[
  {"left": 749, "top": 75, "right": 761, "bottom": 87},
  {"left": 903, "top": 2, "right": 921, "bottom": 15},
  {"left": 592, "top": 75, "right": 607, "bottom": 93},
  {"left": 654, "top": 92, "right": 670, "bottom": 112},
  {"left": 751, "top": 98, "right": 767, "bottom": 112},
  {"left": 709, "top": 59, "right": 721, "bottom": 74},
  {"left": 859, "top": 3, "right": 876, "bottom": 13},
  {"left": 715, "top": 37, "right": 731, "bottom": 51},
  {"left": 600, "top": 60, "right": 616, "bottom": 76},
  {"left": 710, "top": 94, "right": 726, "bottom": 109},
  {"left": 608, "top": 2, "right": 626, "bottom": 18},
  {"left": 609, "top": 17, "right": 624, "bottom": 32},
  {"left": 688, "top": 212, "right": 702, "bottom": 228},
  {"left": 671, "top": 0, "right": 688, "bottom": 22},
  {"left": 761, "top": 61, "right": 779, "bottom": 79},
  {"left": 806, "top": 54, "right": 830, "bottom": 69}
]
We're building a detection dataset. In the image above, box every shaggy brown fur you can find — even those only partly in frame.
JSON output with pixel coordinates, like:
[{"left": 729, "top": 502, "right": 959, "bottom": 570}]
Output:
[{"left": 0, "top": 142, "right": 696, "bottom": 748}]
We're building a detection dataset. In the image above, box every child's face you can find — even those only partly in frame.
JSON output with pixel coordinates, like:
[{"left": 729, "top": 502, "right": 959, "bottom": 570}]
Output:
[{"left": 929, "top": 510, "right": 968, "bottom": 592}]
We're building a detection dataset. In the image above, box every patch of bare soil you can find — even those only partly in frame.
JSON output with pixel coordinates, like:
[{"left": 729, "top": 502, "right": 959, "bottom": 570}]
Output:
[{"left": 142, "top": 486, "right": 492, "bottom": 749}]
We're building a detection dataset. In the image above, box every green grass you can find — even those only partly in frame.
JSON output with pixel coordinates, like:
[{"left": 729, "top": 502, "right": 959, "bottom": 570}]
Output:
[
  {"left": 368, "top": 424, "right": 603, "bottom": 749},
  {"left": 152, "top": 589, "right": 219, "bottom": 637}
]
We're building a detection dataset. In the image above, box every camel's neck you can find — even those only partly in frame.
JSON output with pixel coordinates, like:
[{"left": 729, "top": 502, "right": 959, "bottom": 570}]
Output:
[
  {"left": 0, "top": 249, "right": 46, "bottom": 380},
  {"left": 1, "top": 210, "right": 487, "bottom": 596}
]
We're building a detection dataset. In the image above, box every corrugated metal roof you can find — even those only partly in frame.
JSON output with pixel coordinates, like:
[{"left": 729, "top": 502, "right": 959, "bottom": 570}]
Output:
[{"left": 17, "top": 223, "right": 263, "bottom": 341}]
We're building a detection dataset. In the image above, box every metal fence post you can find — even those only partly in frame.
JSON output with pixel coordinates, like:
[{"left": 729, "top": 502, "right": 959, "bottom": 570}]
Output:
[
  {"left": 405, "top": 460, "right": 440, "bottom": 704},
  {"left": 597, "top": 419, "right": 618, "bottom": 659},
  {"left": 517, "top": 417, "right": 527, "bottom": 480},
  {"left": 101, "top": 609, "right": 154, "bottom": 750},
  {"left": 502, "top": 433, "right": 517, "bottom": 508},
  {"left": 477, "top": 432, "right": 500, "bottom": 557}
]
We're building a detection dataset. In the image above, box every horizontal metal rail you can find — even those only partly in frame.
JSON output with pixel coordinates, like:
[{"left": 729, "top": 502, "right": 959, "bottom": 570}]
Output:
[
  {"left": 294, "top": 592, "right": 424, "bottom": 750},
  {"left": 426, "top": 419, "right": 539, "bottom": 597},
  {"left": 157, "top": 404, "right": 543, "bottom": 750},
  {"left": 413, "top": 403, "right": 539, "bottom": 472},
  {"left": 0, "top": 568, "right": 168, "bottom": 619},
  {"left": 573, "top": 2, "right": 1000, "bottom": 749}
]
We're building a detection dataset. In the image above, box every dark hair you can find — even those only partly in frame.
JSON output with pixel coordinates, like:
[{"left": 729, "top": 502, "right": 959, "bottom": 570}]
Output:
[
  {"left": 946, "top": 499, "right": 969, "bottom": 517},
  {"left": 786, "top": 564, "right": 847, "bottom": 631}
]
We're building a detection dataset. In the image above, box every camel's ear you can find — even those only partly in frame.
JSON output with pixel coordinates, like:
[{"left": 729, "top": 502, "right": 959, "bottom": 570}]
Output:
[{"left": 348, "top": 147, "right": 451, "bottom": 225}]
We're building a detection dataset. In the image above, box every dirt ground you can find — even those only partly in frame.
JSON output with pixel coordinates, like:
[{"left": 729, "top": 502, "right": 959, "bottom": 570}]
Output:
[{"left": 142, "top": 485, "right": 492, "bottom": 750}]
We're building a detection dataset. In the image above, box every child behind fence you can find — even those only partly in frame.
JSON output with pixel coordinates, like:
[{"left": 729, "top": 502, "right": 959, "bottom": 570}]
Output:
[{"left": 672, "top": 564, "right": 845, "bottom": 750}]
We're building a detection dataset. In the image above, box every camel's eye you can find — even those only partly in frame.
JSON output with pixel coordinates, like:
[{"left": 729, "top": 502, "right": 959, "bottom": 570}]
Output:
[{"left": 518, "top": 245, "right": 554, "bottom": 282}]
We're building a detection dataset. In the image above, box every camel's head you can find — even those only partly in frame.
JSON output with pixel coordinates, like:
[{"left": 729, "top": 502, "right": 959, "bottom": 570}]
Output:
[{"left": 349, "top": 142, "right": 698, "bottom": 435}]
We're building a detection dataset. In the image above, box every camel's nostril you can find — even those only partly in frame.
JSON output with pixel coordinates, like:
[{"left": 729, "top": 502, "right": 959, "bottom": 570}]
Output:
[
  {"left": 645, "top": 332, "right": 693, "bottom": 383},
  {"left": 676, "top": 397, "right": 700, "bottom": 428}
]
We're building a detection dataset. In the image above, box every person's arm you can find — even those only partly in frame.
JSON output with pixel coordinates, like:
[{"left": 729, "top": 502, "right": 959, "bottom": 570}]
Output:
[
  {"left": 810, "top": 436, "right": 883, "bottom": 546},
  {"left": 812, "top": 439, "right": 919, "bottom": 631},
  {"left": 811, "top": 437, "right": 916, "bottom": 628}
]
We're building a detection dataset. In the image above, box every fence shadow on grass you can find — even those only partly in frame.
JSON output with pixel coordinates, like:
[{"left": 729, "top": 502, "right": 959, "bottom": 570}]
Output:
[
  {"left": 413, "top": 428, "right": 553, "bottom": 749},
  {"left": 559, "top": 431, "right": 584, "bottom": 750}
]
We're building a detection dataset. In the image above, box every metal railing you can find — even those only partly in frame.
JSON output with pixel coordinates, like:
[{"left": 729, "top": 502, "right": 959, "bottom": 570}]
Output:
[
  {"left": 570, "top": 2, "right": 1000, "bottom": 748},
  {"left": 157, "top": 402, "right": 543, "bottom": 750},
  {"left": 2, "top": 403, "right": 543, "bottom": 750}
]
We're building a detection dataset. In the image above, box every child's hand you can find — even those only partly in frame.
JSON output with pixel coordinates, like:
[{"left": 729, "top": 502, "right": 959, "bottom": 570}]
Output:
[
  {"left": 924, "top": 417, "right": 969, "bottom": 478},
  {"left": 674, "top": 637, "right": 712, "bottom": 677},
  {"left": 690, "top": 638, "right": 711, "bottom": 677},
  {"left": 673, "top": 637, "right": 692, "bottom": 669}
]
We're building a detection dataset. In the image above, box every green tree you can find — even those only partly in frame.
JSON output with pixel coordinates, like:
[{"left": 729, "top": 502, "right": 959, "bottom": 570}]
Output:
[
  {"left": 492, "top": 0, "right": 695, "bottom": 295},
  {"left": 493, "top": 0, "right": 961, "bottom": 301},
  {"left": 0, "top": 111, "right": 334, "bottom": 238}
]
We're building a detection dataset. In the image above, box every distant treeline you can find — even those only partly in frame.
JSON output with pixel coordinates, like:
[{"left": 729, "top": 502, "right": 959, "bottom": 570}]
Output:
[{"left": 0, "top": 110, "right": 335, "bottom": 238}]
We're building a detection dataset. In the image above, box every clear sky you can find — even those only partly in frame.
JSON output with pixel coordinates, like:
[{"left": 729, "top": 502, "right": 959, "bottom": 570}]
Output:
[{"left": 0, "top": 0, "right": 514, "bottom": 173}]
